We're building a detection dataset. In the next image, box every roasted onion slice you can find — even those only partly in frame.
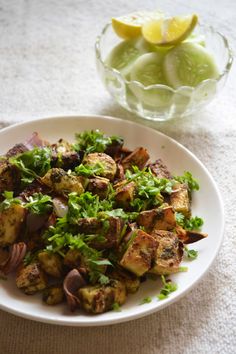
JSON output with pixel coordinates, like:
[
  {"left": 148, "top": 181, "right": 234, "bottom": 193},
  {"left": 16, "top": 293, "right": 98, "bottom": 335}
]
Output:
[{"left": 63, "top": 269, "right": 86, "bottom": 312}]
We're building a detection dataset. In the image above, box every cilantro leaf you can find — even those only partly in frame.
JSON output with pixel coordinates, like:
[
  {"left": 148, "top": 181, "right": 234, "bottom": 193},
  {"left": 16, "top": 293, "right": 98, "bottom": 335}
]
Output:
[
  {"left": 184, "top": 246, "right": 198, "bottom": 260},
  {"left": 24, "top": 193, "right": 53, "bottom": 214},
  {"left": 157, "top": 275, "right": 178, "bottom": 300},
  {"left": 112, "top": 302, "right": 121, "bottom": 312},
  {"left": 0, "top": 191, "right": 21, "bottom": 211},
  {"left": 176, "top": 212, "right": 204, "bottom": 231},
  {"left": 74, "top": 130, "right": 123, "bottom": 154},
  {"left": 75, "top": 162, "right": 105, "bottom": 177},
  {"left": 174, "top": 171, "right": 199, "bottom": 191},
  {"left": 140, "top": 297, "right": 152, "bottom": 304},
  {"left": 9, "top": 147, "right": 52, "bottom": 185}
]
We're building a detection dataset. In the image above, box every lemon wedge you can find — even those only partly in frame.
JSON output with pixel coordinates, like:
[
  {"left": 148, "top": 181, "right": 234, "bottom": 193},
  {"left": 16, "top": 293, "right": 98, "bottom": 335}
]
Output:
[
  {"left": 142, "top": 14, "right": 198, "bottom": 46},
  {"left": 112, "top": 11, "right": 163, "bottom": 40}
]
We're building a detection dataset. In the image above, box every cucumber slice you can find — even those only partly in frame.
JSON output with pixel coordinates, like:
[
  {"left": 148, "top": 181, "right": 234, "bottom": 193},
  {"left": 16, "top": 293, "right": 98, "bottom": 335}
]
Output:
[
  {"left": 130, "top": 52, "right": 167, "bottom": 86},
  {"left": 164, "top": 42, "right": 219, "bottom": 88},
  {"left": 105, "top": 39, "right": 141, "bottom": 78},
  {"left": 130, "top": 53, "right": 172, "bottom": 107}
]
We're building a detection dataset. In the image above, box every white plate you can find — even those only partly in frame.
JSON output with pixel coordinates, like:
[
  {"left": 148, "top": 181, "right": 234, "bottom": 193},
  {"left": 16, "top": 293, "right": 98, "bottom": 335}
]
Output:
[{"left": 0, "top": 115, "right": 224, "bottom": 326}]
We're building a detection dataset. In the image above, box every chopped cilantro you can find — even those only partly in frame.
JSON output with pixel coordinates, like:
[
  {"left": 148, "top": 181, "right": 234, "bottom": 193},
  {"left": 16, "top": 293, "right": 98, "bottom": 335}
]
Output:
[
  {"left": 184, "top": 246, "right": 198, "bottom": 260},
  {"left": 174, "top": 171, "right": 199, "bottom": 191},
  {"left": 24, "top": 193, "right": 52, "bottom": 214},
  {"left": 9, "top": 147, "right": 52, "bottom": 185},
  {"left": 157, "top": 275, "right": 178, "bottom": 300},
  {"left": 178, "top": 266, "right": 188, "bottom": 272},
  {"left": 140, "top": 297, "right": 152, "bottom": 304},
  {"left": 74, "top": 130, "right": 123, "bottom": 154},
  {"left": 75, "top": 162, "right": 105, "bottom": 177},
  {"left": 0, "top": 191, "right": 21, "bottom": 211},
  {"left": 176, "top": 212, "right": 203, "bottom": 231},
  {"left": 112, "top": 302, "right": 121, "bottom": 312},
  {"left": 125, "top": 166, "right": 174, "bottom": 211}
]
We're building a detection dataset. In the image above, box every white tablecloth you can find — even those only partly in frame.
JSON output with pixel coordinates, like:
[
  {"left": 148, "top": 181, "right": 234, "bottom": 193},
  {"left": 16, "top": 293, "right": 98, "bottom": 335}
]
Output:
[{"left": 0, "top": 1, "right": 235, "bottom": 353}]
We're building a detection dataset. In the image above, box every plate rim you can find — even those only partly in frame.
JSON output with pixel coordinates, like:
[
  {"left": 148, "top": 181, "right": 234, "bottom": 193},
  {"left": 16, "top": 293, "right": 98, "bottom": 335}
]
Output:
[{"left": 0, "top": 114, "right": 225, "bottom": 326}]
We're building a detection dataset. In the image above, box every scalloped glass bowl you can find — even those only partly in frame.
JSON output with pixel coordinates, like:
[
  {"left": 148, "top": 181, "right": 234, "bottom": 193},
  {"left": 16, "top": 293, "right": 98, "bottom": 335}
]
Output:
[{"left": 95, "top": 23, "right": 233, "bottom": 121}]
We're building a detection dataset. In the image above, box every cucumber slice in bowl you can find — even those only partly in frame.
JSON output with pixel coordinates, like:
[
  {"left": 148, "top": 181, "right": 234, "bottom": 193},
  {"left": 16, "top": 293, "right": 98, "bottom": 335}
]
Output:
[
  {"left": 105, "top": 37, "right": 155, "bottom": 79},
  {"left": 164, "top": 42, "right": 219, "bottom": 88},
  {"left": 130, "top": 52, "right": 173, "bottom": 107}
]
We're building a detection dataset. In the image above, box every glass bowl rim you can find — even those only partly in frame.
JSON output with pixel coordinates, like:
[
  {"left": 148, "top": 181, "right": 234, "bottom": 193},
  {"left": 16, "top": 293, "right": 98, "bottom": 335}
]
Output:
[{"left": 95, "top": 22, "right": 234, "bottom": 93}]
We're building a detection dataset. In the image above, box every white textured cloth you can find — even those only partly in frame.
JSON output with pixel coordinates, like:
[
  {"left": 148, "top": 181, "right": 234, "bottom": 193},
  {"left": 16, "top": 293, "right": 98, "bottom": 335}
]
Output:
[{"left": 0, "top": 1, "right": 236, "bottom": 353}]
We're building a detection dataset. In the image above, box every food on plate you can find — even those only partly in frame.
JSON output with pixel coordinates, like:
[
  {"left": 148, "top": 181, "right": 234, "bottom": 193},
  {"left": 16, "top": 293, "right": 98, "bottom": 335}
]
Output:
[{"left": 0, "top": 130, "right": 207, "bottom": 314}]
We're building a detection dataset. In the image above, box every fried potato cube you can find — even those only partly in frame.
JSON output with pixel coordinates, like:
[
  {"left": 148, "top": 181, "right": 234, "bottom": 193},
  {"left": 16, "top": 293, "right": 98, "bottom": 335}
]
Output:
[
  {"left": 115, "top": 181, "right": 136, "bottom": 209},
  {"left": 170, "top": 183, "right": 190, "bottom": 217},
  {"left": 0, "top": 204, "right": 26, "bottom": 246},
  {"left": 82, "top": 153, "right": 117, "bottom": 180},
  {"left": 78, "top": 280, "right": 126, "bottom": 314},
  {"left": 86, "top": 176, "right": 110, "bottom": 199},
  {"left": 121, "top": 147, "right": 150, "bottom": 171},
  {"left": 147, "top": 158, "right": 172, "bottom": 179},
  {"left": 120, "top": 229, "right": 157, "bottom": 276},
  {"left": 43, "top": 286, "right": 64, "bottom": 305},
  {"left": 109, "top": 268, "right": 140, "bottom": 294},
  {"left": 41, "top": 168, "right": 84, "bottom": 195},
  {"left": 38, "top": 251, "right": 63, "bottom": 278},
  {"left": 137, "top": 206, "right": 176, "bottom": 233},
  {"left": 149, "top": 230, "right": 183, "bottom": 275},
  {"left": 0, "top": 161, "right": 20, "bottom": 194},
  {"left": 16, "top": 263, "right": 47, "bottom": 294}
]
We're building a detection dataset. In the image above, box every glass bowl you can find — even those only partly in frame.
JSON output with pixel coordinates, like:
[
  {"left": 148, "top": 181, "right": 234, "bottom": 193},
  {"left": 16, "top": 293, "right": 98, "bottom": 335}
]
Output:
[{"left": 95, "top": 23, "right": 233, "bottom": 121}]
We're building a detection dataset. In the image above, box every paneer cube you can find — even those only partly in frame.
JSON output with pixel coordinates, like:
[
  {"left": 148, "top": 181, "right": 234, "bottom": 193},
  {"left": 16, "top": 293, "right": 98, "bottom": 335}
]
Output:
[
  {"left": 170, "top": 183, "right": 190, "bottom": 217},
  {"left": 121, "top": 147, "right": 150, "bottom": 171},
  {"left": 137, "top": 206, "right": 176, "bottom": 233},
  {"left": 41, "top": 168, "right": 84, "bottom": 195},
  {"left": 78, "top": 280, "right": 126, "bottom": 314},
  {"left": 147, "top": 158, "right": 172, "bottom": 179},
  {"left": 110, "top": 268, "right": 140, "bottom": 294},
  {"left": 82, "top": 153, "right": 117, "bottom": 180},
  {"left": 38, "top": 251, "right": 63, "bottom": 278},
  {"left": 120, "top": 229, "right": 157, "bottom": 276},
  {"left": 0, "top": 204, "right": 26, "bottom": 246},
  {"left": 16, "top": 263, "right": 47, "bottom": 294},
  {"left": 115, "top": 181, "right": 136, "bottom": 209},
  {"left": 149, "top": 230, "right": 183, "bottom": 275}
]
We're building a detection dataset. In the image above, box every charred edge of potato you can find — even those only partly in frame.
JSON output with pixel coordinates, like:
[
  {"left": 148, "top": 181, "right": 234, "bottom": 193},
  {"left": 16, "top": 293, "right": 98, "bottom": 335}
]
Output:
[
  {"left": 16, "top": 262, "right": 47, "bottom": 295},
  {"left": 175, "top": 225, "right": 208, "bottom": 244},
  {"left": 121, "top": 147, "right": 150, "bottom": 171},
  {"left": 0, "top": 161, "right": 21, "bottom": 194},
  {"left": 147, "top": 158, "right": 172, "bottom": 179},
  {"left": 120, "top": 229, "right": 158, "bottom": 277},
  {"left": 78, "top": 280, "right": 126, "bottom": 314},
  {"left": 114, "top": 181, "right": 136, "bottom": 210},
  {"left": 149, "top": 230, "right": 183, "bottom": 275},
  {"left": 137, "top": 206, "right": 176, "bottom": 233},
  {"left": 86, "top": 176, "right": 110, "bottom": 199},
  {"left": 43, "top": 285, "right": 65, "bottom": 305}
]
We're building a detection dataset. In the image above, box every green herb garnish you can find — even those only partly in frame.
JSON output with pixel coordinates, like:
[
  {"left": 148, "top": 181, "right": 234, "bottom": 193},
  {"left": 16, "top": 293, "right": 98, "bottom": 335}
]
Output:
[
  {"left": 112, "top": 302, "right": 121, "bottom": 312},
  {"left": 174, "top": 171, "right": 199, "bottom": 191},
  {"left": 9, "top": 147, "right": 52, "bottom": 185},
  {"left": 184, "top": 246, "right": 198, "bottom": 260},
  {"left": 75, "top": 162, "right": 105, "bottom": 177},
  {"left": 140, "top": 297, "right": 152, "bottom": 304},
  {"left": 74, "top": 130, "right": 123, "bottom": 154},
  {"left": 157, "top": 275, "right": 178, "bottom": 300},
  {"left": 24, "top": 193, "right": 52, "bottom": 214},
  {"left": 176, "top": 212, "right": 203, "bottom": 231},
  {"left": 0, "top": 191, "right": 21, "bottom": 211}
]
